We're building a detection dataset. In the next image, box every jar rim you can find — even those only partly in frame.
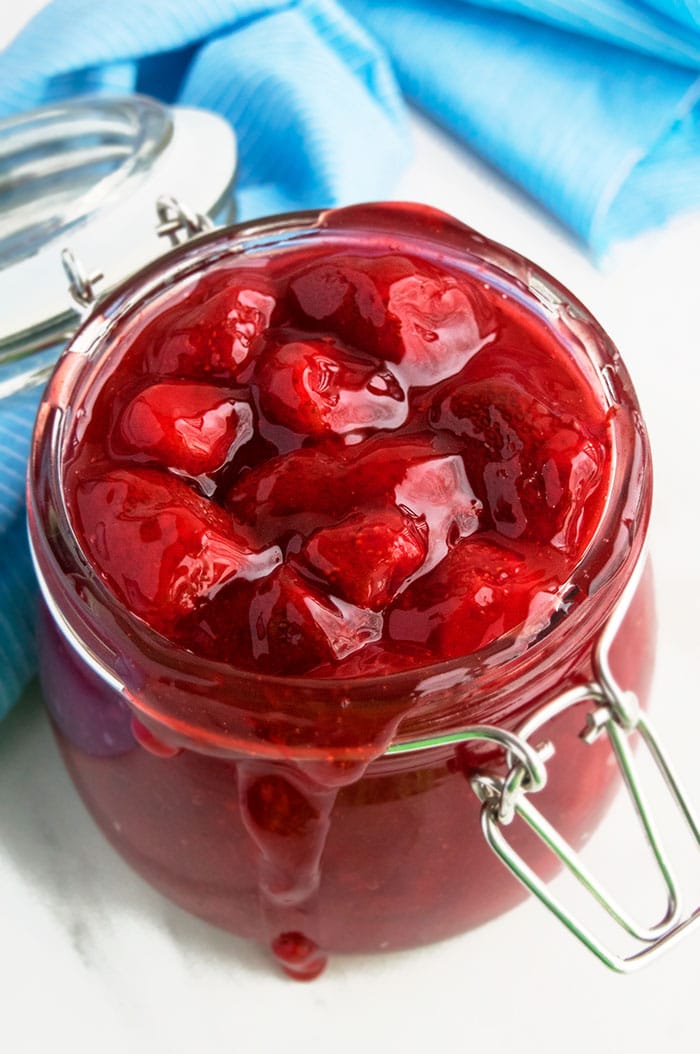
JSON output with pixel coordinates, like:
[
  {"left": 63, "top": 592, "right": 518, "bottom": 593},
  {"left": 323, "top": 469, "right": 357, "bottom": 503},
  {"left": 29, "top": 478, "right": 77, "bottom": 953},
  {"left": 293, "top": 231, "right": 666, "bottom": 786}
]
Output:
[{"left": 28, "top": 202, "right": 652, "bottom": 750}]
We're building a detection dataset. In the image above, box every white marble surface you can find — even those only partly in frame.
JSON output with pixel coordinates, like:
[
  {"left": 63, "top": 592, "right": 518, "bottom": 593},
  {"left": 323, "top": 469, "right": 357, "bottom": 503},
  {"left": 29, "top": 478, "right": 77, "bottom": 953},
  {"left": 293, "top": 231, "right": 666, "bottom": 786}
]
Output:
[{"left": 2, "top": 5, "right": 700, "bottom": 1053}]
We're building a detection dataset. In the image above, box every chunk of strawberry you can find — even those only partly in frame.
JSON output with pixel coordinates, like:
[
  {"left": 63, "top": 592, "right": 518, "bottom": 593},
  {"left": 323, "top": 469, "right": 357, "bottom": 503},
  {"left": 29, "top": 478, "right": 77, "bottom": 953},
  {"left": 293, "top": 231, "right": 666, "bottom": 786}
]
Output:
[
  {"left": 183, "top": 565, "right": 385, "bottom": 673},
  {"left": 225, "top": 434, "right": 462, "bottom": 547},
  {"left": 385, "top": 270, "right": 491, "bottom": 386},
  {"left": 226, "top": 446, "right": 349, "bottom": 543},
  {"left": 288, "top": 254, "right": 406, "bottom": 357},
  {"left": 71, "top": 467, "right": 281, "bottom": 633},
  {"left": 300, "top": 507, "right": 428, "bottom": 610},
  {"left": 189, "top": 566, "right": 381, "bottom": 674},
  {"left": 250, "top": 567, "right": 382, "bottom": 674},
  {"left": 173, "top": 576, "right": 259, "bottom": 667},
  {"left": 433, "top": 378, "right": 606, "bottom": 555},
  {"left": 341, "top": 434, "right": 462, "bottom": 510},
  {"left": 393, "top": 454, "right": 482, "bottom": 569},
  {"left": 115, "top": 381, "right": 253, "bottom": 478},
  {"left": 289, "top": 254, "right": 491, "bottom": 386},
  {"left": 256, "top": 338, "right": 407, "bottom": 437},
  {"left": 142, "top": 274, "right": 276, "bottom": 379},
  {"left": 387, "top": 539, "right": 555, "bottom": 661}
]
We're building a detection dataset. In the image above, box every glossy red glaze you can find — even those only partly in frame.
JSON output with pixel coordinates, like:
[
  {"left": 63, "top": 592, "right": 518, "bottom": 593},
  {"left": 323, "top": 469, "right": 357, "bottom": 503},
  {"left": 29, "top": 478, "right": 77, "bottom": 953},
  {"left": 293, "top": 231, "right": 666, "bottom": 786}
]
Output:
[
  {"left": 29, "top": 204, "right": 654, "bottom": 980},
  {"left": 62, "top": 209, "right": 609, "bottom": 676}
]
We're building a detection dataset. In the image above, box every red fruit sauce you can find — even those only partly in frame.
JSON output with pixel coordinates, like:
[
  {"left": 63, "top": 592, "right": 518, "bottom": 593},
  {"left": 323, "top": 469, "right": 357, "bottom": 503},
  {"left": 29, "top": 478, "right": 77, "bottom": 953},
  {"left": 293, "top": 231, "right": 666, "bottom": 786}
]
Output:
[
  {"left": 33, "top": 204, "right": 653, "bottom": 979},
  {"left": 64, "top": 223, "right": 609, "bottom": 677}
]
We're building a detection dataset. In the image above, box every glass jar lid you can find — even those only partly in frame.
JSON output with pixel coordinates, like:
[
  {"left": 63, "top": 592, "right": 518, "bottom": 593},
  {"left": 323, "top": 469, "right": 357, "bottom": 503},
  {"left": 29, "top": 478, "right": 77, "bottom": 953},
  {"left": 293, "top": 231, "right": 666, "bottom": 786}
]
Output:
[{"left": 0, "top": 94, "right": 237, "bottom": 395}]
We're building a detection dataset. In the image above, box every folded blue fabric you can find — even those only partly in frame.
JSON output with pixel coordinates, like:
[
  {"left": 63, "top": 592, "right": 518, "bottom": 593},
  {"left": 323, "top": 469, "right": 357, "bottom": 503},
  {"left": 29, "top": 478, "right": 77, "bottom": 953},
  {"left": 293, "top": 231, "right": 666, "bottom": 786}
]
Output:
[
  {"left": 0, "top": 388, "right": 44, "bottom": 716},
  {"left": 2, "top": 0, "right": 700, "bottom": 720},
  {"left": 345, "top": 0, "right": 700, "bottom": 252},
  {"left": 645, "top": 0, "right": 700, "bottom": 32},
  {"left": 452, "top": 1, "right": 700, "bottom": 65}
]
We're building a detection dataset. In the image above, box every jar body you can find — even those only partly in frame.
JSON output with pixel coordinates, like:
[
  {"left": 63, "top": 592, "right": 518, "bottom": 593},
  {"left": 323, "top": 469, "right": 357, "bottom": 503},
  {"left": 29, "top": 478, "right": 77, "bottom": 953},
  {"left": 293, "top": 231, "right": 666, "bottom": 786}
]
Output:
[
  {"left": 38, "top": 564, "right": 655, "bottom": 954},
  {"left": 28, "top": 204, "right": 654, "bottom": 973}
]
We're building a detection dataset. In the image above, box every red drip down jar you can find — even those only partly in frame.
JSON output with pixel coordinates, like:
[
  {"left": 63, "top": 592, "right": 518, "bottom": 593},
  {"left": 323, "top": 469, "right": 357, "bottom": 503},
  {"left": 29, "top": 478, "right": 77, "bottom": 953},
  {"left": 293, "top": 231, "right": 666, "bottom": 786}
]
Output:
[{"left": 28, "top": 203, "right": 656, "bottom": 980}]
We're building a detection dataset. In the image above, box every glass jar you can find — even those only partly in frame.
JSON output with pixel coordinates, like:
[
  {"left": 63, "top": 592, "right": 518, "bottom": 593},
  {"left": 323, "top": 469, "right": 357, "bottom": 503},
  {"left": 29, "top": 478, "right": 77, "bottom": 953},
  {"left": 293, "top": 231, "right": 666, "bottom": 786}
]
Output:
[{"left": 27, "top": 202, "right": 673, "bottom": 981}]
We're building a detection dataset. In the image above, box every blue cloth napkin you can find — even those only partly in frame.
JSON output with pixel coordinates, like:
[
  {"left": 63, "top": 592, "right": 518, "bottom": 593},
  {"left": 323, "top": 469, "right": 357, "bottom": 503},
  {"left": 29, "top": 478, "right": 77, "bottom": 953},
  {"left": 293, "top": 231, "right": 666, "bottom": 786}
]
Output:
[
  {"left": 2, "top": 0, "right": 700, "bottom": 720},
  {"left": 345, "top": 0, "right": 700, "bottom": 252},
  {"left": 450, "top": 0, "right": 700, "bottom": 66},
  {"left": 0, "top": 390, "right": 41, "bottom": 714}
]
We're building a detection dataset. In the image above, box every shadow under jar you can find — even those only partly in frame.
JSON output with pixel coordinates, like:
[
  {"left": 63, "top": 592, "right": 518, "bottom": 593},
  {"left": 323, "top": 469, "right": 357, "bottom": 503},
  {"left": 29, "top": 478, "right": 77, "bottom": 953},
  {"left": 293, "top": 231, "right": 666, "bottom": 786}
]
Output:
[{"left": 28, "top": 203, "right": 654, "bottom": 980}]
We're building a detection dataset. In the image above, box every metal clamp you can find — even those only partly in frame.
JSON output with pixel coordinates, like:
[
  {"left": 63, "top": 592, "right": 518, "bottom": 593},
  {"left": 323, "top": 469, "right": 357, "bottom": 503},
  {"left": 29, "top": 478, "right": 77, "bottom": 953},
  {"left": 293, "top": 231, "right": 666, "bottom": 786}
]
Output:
[
  {"left": 61, "top": 248, "right": 104, "bottom": 309},
  {"left": 155, "top": 194, "right": 213, "bottom": 246},
  {"left": 59, "top": 194, "right": 213, "bottom": 314},
  {"left": 387, "top": 555, "right": 700, "bottom": 972},
  {"left": 474, "top": 687, "right": 700, "bottom": 972}
]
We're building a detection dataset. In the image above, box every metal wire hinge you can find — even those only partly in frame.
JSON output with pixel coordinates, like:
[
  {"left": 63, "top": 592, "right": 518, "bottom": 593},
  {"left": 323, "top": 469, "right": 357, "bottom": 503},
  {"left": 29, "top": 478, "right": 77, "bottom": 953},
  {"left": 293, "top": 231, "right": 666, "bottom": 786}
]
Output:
[
  {"left": 61, "top": 248, "right": 104, "bottom": 309},
  {"left": 155, "top": 195, "right": 213, "bottom": 246},
  {"left": 388, "top": 556, "right": 700, "bottom": 972},
  {"left": 474, "top": 556, "right": 700, "bottom": 972},
  {"left": 471, "top": 684, "right": 700, "bottom": 972}
]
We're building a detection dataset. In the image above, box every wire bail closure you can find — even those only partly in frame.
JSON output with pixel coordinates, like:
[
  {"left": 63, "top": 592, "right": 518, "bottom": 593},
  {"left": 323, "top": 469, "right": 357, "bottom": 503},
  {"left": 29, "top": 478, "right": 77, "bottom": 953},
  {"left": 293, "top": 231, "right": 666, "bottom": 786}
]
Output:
[
  {"left": 155, "top": 194, "right": 214, "bottom": 246},
  {"left": 61, "top": 248, "right": 104, "bottom": 310},
  {"left": 61, "top": 196, "right": 214, "bottom": 316},
  {"left": 387, "top": 553, "right": 700, "bottom": 972}
]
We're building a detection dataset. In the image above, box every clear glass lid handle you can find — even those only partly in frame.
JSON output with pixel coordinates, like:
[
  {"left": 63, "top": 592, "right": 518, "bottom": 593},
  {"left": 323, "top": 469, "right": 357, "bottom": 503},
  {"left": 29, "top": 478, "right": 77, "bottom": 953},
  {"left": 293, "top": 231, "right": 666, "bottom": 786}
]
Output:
[{"left": 0, "top": 94, "right": 236, "bottom": 401}]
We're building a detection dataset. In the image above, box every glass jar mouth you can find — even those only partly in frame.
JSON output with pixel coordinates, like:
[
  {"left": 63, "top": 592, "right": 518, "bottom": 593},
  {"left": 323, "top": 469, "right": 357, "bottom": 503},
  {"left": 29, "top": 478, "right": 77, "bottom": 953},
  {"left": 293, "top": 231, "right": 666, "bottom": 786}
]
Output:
[{"left": 28, "top": 203, "right": 652, "bottom": 745}]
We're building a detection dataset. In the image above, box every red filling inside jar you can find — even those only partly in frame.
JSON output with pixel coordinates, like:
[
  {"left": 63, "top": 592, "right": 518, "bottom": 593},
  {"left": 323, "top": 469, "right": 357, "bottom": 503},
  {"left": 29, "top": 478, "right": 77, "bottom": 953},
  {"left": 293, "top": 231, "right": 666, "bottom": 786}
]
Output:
[
  {"left": 63, "top": 212, "right": 611, "bottom": 678},
  {"left": 33, "top": 204, "right": 653, "bottom": 980}
]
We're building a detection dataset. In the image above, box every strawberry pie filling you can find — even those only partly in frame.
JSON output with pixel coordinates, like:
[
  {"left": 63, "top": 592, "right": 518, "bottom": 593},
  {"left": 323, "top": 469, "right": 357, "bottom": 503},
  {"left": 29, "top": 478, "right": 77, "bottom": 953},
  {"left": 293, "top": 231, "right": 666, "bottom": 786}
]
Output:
[{"left": 63, "top": 227, "right": 610, "bottom": 680}]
